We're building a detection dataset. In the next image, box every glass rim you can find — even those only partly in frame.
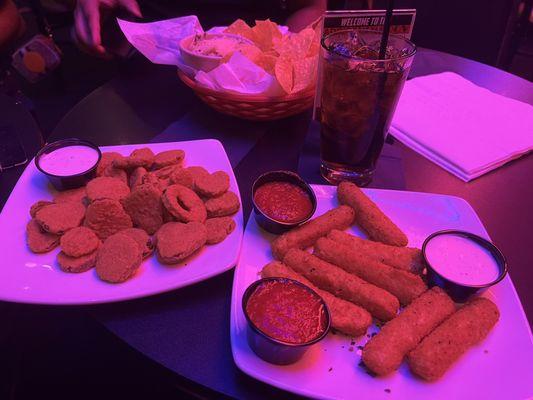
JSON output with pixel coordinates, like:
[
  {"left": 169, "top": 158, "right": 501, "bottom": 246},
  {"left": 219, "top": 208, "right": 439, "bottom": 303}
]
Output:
[{"left": 321, "top": 29, "right": 417, "bottom": 62}]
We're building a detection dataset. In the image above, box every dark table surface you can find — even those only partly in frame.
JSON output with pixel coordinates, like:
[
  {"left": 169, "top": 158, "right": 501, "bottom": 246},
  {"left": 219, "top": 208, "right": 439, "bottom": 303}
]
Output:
[{"left": 2, "top": 48, "right": 532, "bottom": 399}]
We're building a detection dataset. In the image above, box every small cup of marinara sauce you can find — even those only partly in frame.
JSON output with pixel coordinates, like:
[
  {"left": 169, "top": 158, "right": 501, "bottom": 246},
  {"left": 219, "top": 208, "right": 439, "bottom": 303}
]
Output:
[
  {"left": 252, "top": 171, "right": 317, "bottom": 234},
  {"left": 242, "top": 277, "right": 330, "bottom": 365}
]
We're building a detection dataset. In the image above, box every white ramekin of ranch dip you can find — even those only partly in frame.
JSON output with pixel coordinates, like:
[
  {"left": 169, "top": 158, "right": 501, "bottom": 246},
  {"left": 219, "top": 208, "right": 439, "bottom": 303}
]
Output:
[
  {"left": 35, "top": 138, "right": 101, "bottom": 190},
  {"left": 422, "top": 230, "right": 508, "bottom": 302}
]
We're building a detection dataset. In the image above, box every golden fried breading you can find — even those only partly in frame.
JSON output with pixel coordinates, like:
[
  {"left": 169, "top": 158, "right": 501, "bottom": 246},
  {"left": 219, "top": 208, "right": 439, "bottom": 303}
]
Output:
[
  {"left": 153, "top": 165, "right": 181, "bottom": 180},
  {"left": 60, "top": 226, "right": 100, "bottom": 257},
  {"left": 102, "top": 164, "right": 128, "bottom": 184},
  {"left": 129, "top": 167, "right": 147, "bottom": 190},
  {"left": 362, "top": 287, "right": 455, "bottom": 376},
  {"left": 408, "top": 297, "right": 500, "bottom": 381},
  {"left": 113, "top": 147, "right": 154, "bottom": 170},
  {"left": 205, "top": 217, "right": 236, "bottom": 244},
  {"left": 121, "top": 184, "right": 163, "bottom": 234},
  {"left": 26, "top": 219, "right": 60, "bottom": 253},
  {"left": 261, "top": 261, "right": 372, "bottom": 337},
  {"left": 283, "top": 249, "right": 399, "bottom": 321},
  {"left": 84, "top": 199, "right": 133, "bottom": 239},
  {"left": 120, "top": 228, "right": 154, "bottom": 258},
  {"left": 204, "top": 191, "right": 240, "bottom": 218},
  {"left": 86, "top": 176, "right": 130, "bottom": 203},
  {"left": 30, "top": 200, "right": 54, "bottom": 218},
  {"left": 270, "top": 206, "right": 354, "bottom": 260},
  {"left": 337, "top": 181, "right": 408, "bottom": 247},
  {"left": 194, "top": 170, "right": 230, "bottom": 198},
  {"left": 169, "top": 167, "right": 194, "bottom": 189},
  {"left": 153, "top": 149, "right": 185, "bottom": 169},
  {"left": 162, "top": 184, "right": 207, "bottom": 223},
  {"left": 96, "top": 152, "right": 123, "bottom": 176},
  {"left": 53, "top": 187, "right": 87, "bottom": 205},
  {"left": 96, "top": 233, "right": 142, "bottom": 283},
  {"left": 155, "top": 222, "right": 207, "bottom": 264},
  {"left": 328, "top": 230, "right": 424, "bottom": 274},
  {"left": 142, "top": 172, "right": 170, "bottom": 191},
  {"left": 314, "top": 237, "right": 427, "bottom": 305},
  {"left": 35, "top": 202, "right": 86, "bottom": 235},
  {"left": 57, "top": 249, "right": 98, "bottom": 273}
]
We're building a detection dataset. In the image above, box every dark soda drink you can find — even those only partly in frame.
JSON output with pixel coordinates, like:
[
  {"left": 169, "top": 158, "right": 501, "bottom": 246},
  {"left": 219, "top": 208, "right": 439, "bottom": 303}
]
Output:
[{"left": 318, "top": 30, "right": 416, "bottom": 186}]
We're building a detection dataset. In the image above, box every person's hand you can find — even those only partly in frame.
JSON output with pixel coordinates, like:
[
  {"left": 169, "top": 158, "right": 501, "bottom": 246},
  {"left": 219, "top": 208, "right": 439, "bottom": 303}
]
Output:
[{"left": 74, "top": 0, "right": 142, "bottom": 57}]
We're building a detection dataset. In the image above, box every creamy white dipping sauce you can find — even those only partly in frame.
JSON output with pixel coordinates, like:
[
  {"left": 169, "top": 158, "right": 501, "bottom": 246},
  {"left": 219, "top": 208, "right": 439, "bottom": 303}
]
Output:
[
  {"left": 39, "top": 145, "right": 99, "bottom": 176},
  {"left": 425, "top": 234, "right": 500, "bottom": 285}
]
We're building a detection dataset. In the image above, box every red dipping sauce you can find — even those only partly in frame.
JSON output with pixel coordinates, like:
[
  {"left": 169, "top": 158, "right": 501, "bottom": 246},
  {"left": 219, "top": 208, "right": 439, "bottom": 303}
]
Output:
[
  {"left": 245, "top": 279, "right": 328, "bottom": 344},
  {"left": 254, "top": 181, "right": 313, "bottom": 223}
]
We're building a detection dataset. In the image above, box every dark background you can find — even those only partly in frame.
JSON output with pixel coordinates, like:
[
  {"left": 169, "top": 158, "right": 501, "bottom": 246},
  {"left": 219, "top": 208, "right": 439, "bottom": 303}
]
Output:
[{"left": 0, "top": 0, "right": 531, "bottom": 399}]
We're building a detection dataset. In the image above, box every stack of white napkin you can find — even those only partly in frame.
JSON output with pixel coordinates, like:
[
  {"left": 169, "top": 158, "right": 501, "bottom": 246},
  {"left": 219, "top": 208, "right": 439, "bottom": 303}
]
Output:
[{"left": 390, "top": 72, "right": 533, "bottom": 181}]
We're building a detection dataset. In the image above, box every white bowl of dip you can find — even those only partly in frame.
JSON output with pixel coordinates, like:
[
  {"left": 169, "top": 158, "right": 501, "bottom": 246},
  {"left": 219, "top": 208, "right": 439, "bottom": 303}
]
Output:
[
  {"left": 422, "top": 230, "right": 507, "bottom": 302},
  {"left": 179, "top": 33, "right": 254, "bottom": 72},
  {"left": 35, "top": 138, "right": 101, "bottom": 190}
]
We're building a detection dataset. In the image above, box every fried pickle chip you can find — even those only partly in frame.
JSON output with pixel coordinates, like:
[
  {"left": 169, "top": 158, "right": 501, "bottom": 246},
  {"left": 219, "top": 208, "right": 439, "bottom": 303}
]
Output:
[
  {"left": 169, "top": 167, "right": 194, "bottom": 189},
  {"left": 30, "top": 200, "right": 54, "bottom": 218},
  {"left": 86, "top": 176, "right": 130, "bottom": 203},
  {"left": 57, "top": 249, "right": 98, "bottom": 273},
  {"left": 153, "top": 150, "right": 185, "bottom": 169},
  {"left": 153, "top": 164, "right": 181, "bottom": 180},
  {"left": 205, "top": 217, "right": 236, "bottom": 244},
  {"left": 205, "top": 191, "right": 240, "bottom": 218},
  {"left": 120, "top": 228, "right": 154, "bottom": 259},
  {"left": 162, "top": 184, "right": 207, "bottom": 223},
  {"left": 53, "top": 187, "right": 87, "bottom": 205},
  {"left": 26, "top": 219, "right": 60, "bottom": 253},
  {"left": 113, "top": 147, "right": 155, "bottom": 170},
  {"left": 96, "top": 152, "right": 123, "bottom": 176},
  {"left": 102, "top": 164, "right": 128, "bottom": 184},
  {"left": 84, "top": 199, "right": 133, "bottom": 239},
  {"left": 155, "top": 222, "right": 207, "bottom": 264},
  {"left": 142, "top": 172, "right": 170, "bottom": 191},
  {"left": 60, "top": 226, "right": 100, "bottom": 257},
  {"left": 35, "top": 202, "right": 86, "bottom": 235},
  {"left": 121, "top": 183, "right": 163, "bottom": 235},
  {"left": 193, "top": 170, "right": 230, "bottom": 198},
  {"left": 96, "top": 233, "right": 142, "bottom": 283},
  {"left": 129, "top": 167, "right": 147, "bottom": 190}
]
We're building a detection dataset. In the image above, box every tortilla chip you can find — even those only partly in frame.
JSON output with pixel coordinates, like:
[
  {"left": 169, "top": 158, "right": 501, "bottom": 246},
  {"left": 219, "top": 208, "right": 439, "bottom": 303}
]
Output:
[
  {"left": 254, "top": 53, "right": 277, "bottom": 74},
  {"left": 275, "top": 56, "right": 293, "bottom": 94},
  {"left": 292, "top": 57, "right": 318, "bottom": 93},
  {"left": 252, "top": 19, "right": 281, "bottom": 52},
  {"left": 224, "top": 19, "right": 255, "bottom": 42}
]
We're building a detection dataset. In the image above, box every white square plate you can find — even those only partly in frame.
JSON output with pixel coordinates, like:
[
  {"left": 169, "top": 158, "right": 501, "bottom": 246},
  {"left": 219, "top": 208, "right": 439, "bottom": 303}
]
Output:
[
  {"left": 0, "top": 139, "right": 243, "bottom": 305},
  {"left": 231, "top": 185, "right": 533, "bottom": 400}
]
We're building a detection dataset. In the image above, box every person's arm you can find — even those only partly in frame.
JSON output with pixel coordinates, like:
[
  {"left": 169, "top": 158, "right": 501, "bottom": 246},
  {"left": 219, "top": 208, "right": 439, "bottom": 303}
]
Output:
[
  {"left": 285, "top": 0, "right": 326, "bottom": 32},
  {"left": 73, "top": 0, "right": 142, "bottom": 57}
]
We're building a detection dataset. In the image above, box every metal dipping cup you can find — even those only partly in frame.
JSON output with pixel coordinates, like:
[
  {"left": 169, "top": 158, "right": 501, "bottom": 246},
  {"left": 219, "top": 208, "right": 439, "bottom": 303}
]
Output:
[
  {"left": 242, "top": 277, "right": 331, "bottom": 365},
  {"left": 422, "top": 230, "right": 508, "bottom": 303},
  {"left": 251, "top": 170, "right": 317, "bottom": 235}
]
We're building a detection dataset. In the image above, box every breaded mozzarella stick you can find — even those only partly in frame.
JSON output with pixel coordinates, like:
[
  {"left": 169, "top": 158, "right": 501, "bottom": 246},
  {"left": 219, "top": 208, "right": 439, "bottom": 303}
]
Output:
[
  {"left": 283, "top": 249, "right": 399, "bottom": 321},
  {"left": 408, "top": 297, "right": 500, "bottom": 381},
  {"left": 271, "top": 205, "right": 354, "bottom": 260},
  {"left": 337, "top": 181, "right": 408, "bottom": 246},
  {"left": 314, "top": 237, "right": 427, "bottom": 305},
  {"left": 362, "top": 287, "right": 455, "bottom": 376}
]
